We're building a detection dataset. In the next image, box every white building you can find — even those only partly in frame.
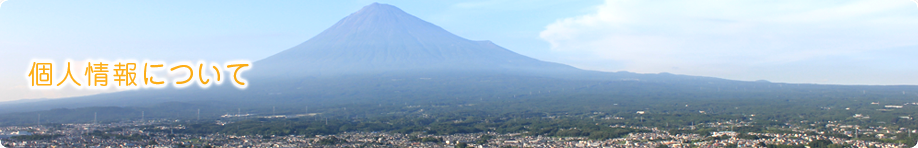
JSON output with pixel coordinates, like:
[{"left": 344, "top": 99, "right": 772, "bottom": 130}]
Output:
[{"left": 885, "top": 105, "right": 903, "bottom": 108}]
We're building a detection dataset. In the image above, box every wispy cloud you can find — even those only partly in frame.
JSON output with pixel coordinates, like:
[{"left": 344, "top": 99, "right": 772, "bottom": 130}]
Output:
[
  {"left": 540, "top": 0, "right": 918, "bottom": 84},
  {"left": 0, "top": 0, "right": 8, "bottom": 8}
]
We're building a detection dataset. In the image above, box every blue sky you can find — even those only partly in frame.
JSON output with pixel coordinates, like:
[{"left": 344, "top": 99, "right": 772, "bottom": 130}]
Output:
[{"left": 1, "top": 0, "right": 917, "bottom": 102}]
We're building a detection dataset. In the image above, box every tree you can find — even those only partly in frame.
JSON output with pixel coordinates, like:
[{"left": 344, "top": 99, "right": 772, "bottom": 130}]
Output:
[{"left": 455, "top": 142, "right": 469, "bottom": 148}]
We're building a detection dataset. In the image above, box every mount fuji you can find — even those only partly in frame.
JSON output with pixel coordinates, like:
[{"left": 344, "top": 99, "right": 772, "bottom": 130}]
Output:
[
  {"left": 251, "top": 3, "right": 580, "bottom": 77},
  {"left": 0, "top": 3, "right": 876, "bottom": 125}
]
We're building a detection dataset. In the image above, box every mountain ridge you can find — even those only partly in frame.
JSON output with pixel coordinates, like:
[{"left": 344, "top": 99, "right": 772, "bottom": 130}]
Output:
[
  {"left": 0, "top": 2, "right": 880, "bottom": 120},
  {"left": 0, "top": 3, "right": 751, "bottom": 115},
  {"left": 252, "top": 3, "right": 579, "bottom": 77}
]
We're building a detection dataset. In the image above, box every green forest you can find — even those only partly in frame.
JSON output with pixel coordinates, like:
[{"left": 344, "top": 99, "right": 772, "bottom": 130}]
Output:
[{"left": 3, "top": 74, "right": 918, "bottom": 146}]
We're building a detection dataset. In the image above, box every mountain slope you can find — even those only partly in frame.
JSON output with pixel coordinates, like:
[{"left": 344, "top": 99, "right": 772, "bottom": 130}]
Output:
[
  {"left": 0, "top": 3, "right": 862, "bottom": 122},
  {"left": 0, "top": 3, "right": 732, "bottom": 115},
  {"left": 253, "top": 3, "right": 578, "bottom": 77}
]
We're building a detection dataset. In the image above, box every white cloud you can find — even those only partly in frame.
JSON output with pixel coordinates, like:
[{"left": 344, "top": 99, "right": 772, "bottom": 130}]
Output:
[
  {"left": 540, "top": 0, "right": 918, "bottom": 84},
  {"left": 0, "top": 0, "right": 7, "bottom": 8}
]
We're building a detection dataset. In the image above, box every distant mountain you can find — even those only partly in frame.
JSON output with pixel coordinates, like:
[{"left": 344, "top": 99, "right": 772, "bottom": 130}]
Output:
[
  {"left": 0, "top": 3, "right": 736, "bottom": 115},
  {"left": 0, "top": 3, "right": 598, "bottom": 115},
  {"left": 4, "top": 3, "right": 913, "bottom": 125},
  {"left": 253, "top": 3, "right": 578, "bottom": 77}
]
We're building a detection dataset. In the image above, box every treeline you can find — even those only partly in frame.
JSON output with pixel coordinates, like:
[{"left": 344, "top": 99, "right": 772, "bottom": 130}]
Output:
[
  {"left": 143, "top": 115, "right": 646, "bottom": 140},
  {"left": 5, "top": 74, "right": 918, "bottom": 129}
]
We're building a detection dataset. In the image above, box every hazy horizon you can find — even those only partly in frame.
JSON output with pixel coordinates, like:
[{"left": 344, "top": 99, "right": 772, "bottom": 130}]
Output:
[{"left": 2, "top": 0, "right": 918, "bottom": 102}]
